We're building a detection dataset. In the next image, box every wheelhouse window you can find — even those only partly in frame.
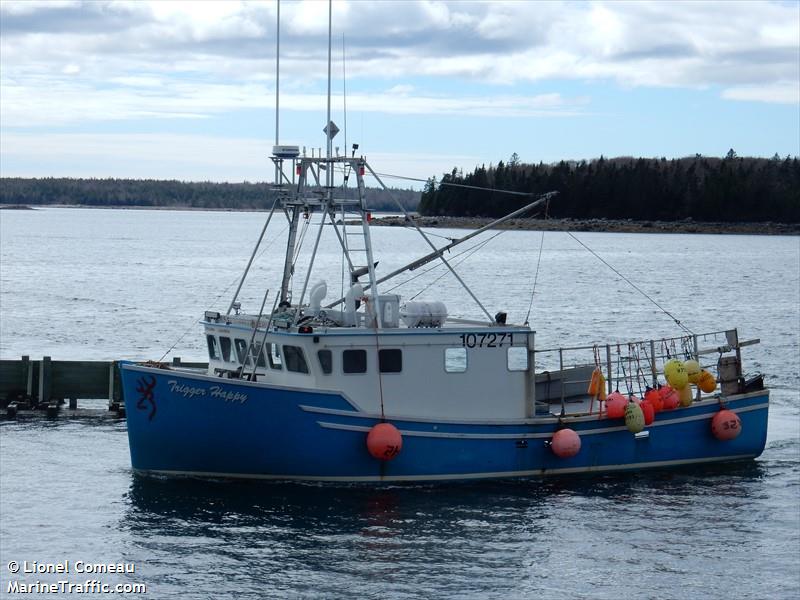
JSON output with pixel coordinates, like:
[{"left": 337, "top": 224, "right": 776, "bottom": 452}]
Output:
[
  {"left": 379, "top": 349, "right": 402, "bottom": 373},
  {"left": 507, "top": 347, "right": 528, "bottom": 371},
  {"left": 444, "top": 347, "right": 467, "bottom": 373},
  {"left": 343, "top": 349, "right": 367, "bottom": 374},
  {"left": 234, "top": 339, "right": 248, "bottom": 364},
  {"left": 283, "top": 345, "right": 309, "bottom": 374},
  {"left": 318, "top": 350, "right": 332, "bottom": 375},
  {"left": 206, "top": 335, "right": 220, "bottom": 360},
  {"left": 248, "top": 343, "right": 267, "bottom": 368},
  {"left": 268, "top": 344, "right": 283, "bottom": 370},
  {"left": 220, "top": 337, "right": 233, "bottom": 362}
]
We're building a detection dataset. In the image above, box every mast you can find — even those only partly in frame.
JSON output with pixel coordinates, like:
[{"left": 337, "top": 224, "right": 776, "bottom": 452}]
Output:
[{"left": 275, "top": 0, "right": 296, "bottom": 306}]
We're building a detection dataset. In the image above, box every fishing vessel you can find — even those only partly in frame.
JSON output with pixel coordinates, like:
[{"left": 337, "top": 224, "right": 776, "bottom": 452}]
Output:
[{"left": 118, "top": 4, "right": 768, "bottom": 483}]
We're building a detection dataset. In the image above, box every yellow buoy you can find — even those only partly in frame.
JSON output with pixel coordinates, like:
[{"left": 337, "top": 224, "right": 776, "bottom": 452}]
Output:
[
  {"left": 684, "top": 359, "right": 702, "bottom": 384},
  {"left": 664, "top": 359, "right": 689, "bottom": 389},
  {"left": 625, "top": 402, "right": 645, "bottom": 434},
  {"left": 678, "top": 385, "right": 693, "bottom": 407}
]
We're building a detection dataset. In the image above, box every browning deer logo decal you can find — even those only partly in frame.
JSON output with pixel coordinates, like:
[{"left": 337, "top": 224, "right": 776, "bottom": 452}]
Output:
[{"left": 135, "top": 375, "right": 157, "bottom": 422}]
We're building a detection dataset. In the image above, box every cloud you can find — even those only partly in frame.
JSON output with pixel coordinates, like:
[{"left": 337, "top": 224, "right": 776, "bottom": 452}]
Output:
[
  {"left": 1, "top": 1, "right": 796, "bottom": 94},
  {"left": 722, "top": 81, "right": 800, "bottom": 105}
]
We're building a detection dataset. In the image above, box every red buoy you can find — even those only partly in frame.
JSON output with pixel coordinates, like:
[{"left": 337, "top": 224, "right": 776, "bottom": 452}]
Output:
[
  {"left": 660, "top": 385, "right": 680, "bottom": 410},
  {"left": 645, "top": 387, "right": 663, "bottom": 412},
  {"left": 551, "top": 428, "right": 581, "bottom": 458},
  {"left": 640, "top": 400, "right": 655, "bottom": 425},
  {"left": 711, "top": 410, "right": 742, "bottom": 441},
  {"left": 366, "top": 423, "right": 403, "bottom": 460},
  {"left": 606, "top": 391, "right": 627, "bottom": 419}
]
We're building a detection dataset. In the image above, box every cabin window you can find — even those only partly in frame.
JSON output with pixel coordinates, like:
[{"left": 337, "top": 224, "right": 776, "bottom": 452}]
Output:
[
  {"left": 444, "top": 347, "right": 467, "bottom": 373},
  {"left": 248, "top": 343, "right": 267, "bottom": 368},
  {"left": 268, "top": 344, "right": 283, "bottom": 370},
  {"left": 379, "top": 349, "right": 402, "bottom": 373},
  {"left": 318, "top": 350, "right": 332, "bottom": 375},
  {"left": 507, "top": 347, "right": 528, "bottom": 371},
  {"left": 283, "top": 345, "right": 309, "bottom": 374},
  {"left": 206, "top": 335, "right": 220, "bottom": 360},
  {"left": 343, "top": 349, "right": 367, "bottom": 374},
  {"left": 234, "top": 339, "right": 248, "bottom": 364},
  {"left": 220, "top": 337, "right": 233, "bottom": 362}
]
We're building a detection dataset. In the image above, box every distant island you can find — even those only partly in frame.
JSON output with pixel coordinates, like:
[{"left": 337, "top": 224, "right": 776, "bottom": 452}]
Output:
[
  {"left": 1, "top": 153, "right": 797, "bottom": 233},
  {"left": 419, "top": 152, "right": 799, "bottom": 224},
  {"left": 0, "top": 177, "right": 421, "bottom": 213}
]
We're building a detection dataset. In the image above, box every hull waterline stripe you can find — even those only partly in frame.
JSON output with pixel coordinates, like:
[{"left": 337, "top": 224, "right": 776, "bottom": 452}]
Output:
[
  {"left": 134, "top": 454, "right": 760, "bottom": 483},
  {"left": 316, "top": 403, "right": 768, "bottom": 439}
]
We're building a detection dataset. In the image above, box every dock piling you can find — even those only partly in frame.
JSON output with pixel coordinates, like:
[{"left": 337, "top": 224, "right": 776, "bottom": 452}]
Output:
[{"left": 38, "top": 356, "right": 52, "bottom": 406}]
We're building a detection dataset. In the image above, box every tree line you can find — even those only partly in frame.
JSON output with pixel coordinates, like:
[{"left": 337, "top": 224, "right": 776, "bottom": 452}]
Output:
[
  {"left": 0, "top": 177, "right": 421, "bottom": 212},
  {"left": 419, "top": 152, "right": 800, "bottom": 223}
]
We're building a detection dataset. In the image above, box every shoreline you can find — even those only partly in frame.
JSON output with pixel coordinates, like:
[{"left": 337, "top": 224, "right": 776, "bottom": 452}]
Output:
[
  {"left": 2, "top": 204, "right": 797, "bottom": 235},
  {"left": 371, "top": 215, "right": 800, "bottom": 236}
]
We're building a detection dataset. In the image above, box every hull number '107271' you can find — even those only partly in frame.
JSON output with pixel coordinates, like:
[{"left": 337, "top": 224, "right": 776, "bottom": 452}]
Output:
[{"left": 459, "top": 333, "right": 514, "bottom": 348}]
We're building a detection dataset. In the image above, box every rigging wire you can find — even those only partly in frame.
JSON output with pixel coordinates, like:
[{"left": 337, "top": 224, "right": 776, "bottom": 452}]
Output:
[
  {"left": 524, "top": 198, "right": 550, "bottom": 325},
  {"left": 156, "top": 222, "right": 291, "bottom": 362},
  {"left": 524, "top": 229, "right": 546, "bottom": 326},
  {"left": 384, "top": 230, "right": 505, "bottom": 295},
  {"left": 565, "top": 230, "right": 694, "bottom": 335},
  {"left": 408, "top": 232, "right": 501, "bottom": 302},
  {"left": 367, "top": 170, "right": 537, "bottom": 197},
  {"left": 289, "top": 212, "right": 315, "bottom": 300}
]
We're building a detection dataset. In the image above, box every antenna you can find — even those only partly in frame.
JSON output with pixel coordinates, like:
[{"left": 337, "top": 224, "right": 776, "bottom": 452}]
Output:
[
  {"left": 326, "top": 0, "right": 332, "bottom": 190},
  {"left": 342, "top": 33, "right": 347, "bottom": 160},
  {"left": 274, "top": 0, "right": 280, "bottom": 185}
]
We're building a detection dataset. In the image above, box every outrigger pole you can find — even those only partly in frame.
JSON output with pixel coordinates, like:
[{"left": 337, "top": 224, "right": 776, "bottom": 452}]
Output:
[{"left": 324, "top": 191, "right": 557, "bottom": 311}]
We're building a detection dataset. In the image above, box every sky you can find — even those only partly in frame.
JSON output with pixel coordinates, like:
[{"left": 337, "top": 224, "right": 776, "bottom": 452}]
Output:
[{"left": 1, "top": 0, "right": 798, "bottom": 187}]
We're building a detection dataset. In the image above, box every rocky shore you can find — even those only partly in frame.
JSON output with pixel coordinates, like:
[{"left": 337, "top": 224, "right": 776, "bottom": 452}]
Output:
[{"left": 372, "top": 215, "right": 800, "bottom": 236}]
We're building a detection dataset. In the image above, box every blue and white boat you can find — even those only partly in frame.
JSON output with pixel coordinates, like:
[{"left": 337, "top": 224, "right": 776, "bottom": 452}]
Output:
[
  {"left": 118, "top": 143, "right": 769, "bottom": 482},
  {"left": 119, "top": 5, "right": 768, "bottom": 483}
]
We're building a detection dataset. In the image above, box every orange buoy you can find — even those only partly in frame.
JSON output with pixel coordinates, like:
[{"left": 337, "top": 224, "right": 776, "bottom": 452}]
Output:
[
  {"left": 605, "top": 391, "right": 627, "bottom": 419},
  {"left": 660, "top": 385, "right": 680, "bottom": 410},
  {"left": 640, "top": 400, "right": 655, "bottom": 425},
  {"left": 711, "top": 409, "right": 742, "bottom": 441},
  {"left": 588, "top": 367, "right": 602, "bottom": 396},
  {"left": 698, "top": 370, "right": 717, "bottom": 393},
  {"left": 366, "top": 423, "right": 403, "bottom": 460},
  {"left": 644, "top": 387, "right": 663, "bottom": 412},
  {"left": 551, "top": 428, "right": 581, "bottom": 458}
]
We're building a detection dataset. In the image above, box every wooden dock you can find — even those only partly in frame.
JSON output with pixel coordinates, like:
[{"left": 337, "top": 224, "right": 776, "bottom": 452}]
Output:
[{"left": 0, "top": 356, "right": 208, "bottom": 420}]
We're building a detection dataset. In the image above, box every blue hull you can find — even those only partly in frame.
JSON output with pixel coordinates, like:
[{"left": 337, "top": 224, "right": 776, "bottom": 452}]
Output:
[{"left": 120, "top": 363, "right": 769, "bottom": 482}]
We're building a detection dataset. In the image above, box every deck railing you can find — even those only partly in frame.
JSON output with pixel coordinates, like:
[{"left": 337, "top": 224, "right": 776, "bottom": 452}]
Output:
[{"left": 531, "top": 329, "right": 759, "bottom": 415}]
